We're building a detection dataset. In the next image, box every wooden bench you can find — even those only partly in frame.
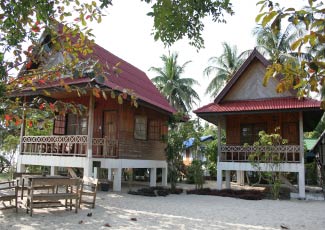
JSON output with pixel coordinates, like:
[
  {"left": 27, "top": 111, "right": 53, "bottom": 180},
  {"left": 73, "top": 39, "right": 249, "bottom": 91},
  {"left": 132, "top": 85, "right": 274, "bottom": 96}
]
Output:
[
  {"left": 13, "top": 172, "right": 50, "bottom": 199},
  {"left": 0, "top": 180, "right": 18, "bottom": 212},
  {"left": 26, "top": 177, "right": 81, "bottom": 216}
]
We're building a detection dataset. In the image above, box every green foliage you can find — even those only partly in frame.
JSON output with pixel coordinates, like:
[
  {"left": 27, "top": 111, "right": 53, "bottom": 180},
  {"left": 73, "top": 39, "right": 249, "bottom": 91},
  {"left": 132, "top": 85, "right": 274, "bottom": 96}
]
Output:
[
  {"left": 187, "top": 159, "right": 205, "bottom": 189},
  {"left": 165, "top": 118, "right": 202, "bottom": 190},
  {"left": 150, "top": 52, "right": 200, "bottom": 113},
  {"left": 248, "top": 128, "right": 287, "bottom": 199},
  {"left": 144, "top": 0, "right": 234, "bottom": 49},
  {"left": 305, "top": 161, "right": 318, "bottom": 185},
  {"left": 256, "top": 0, "right": 325, "bottom": 106},
  {"left": 203, "top": 42, "right": 246, "bottom": 97},
  {"left": 204, "top": 138, "right": 218, "bottom": 178}
]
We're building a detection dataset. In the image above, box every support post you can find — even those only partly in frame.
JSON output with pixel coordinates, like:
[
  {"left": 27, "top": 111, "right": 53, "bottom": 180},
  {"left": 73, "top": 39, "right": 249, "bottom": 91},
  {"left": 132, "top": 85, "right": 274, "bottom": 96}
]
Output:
[
  {"left": 94, "top": 167, "right": 98, "bottom": 179},
  {"left": 113, "top": 168, "right": 122, "bottom": 191},
  {"left": 217, "top": 167, "right": 222, "bottom": 190},
  {"left": 298, "top": 169, "right": 306, "bottom": 199},
  {"left": 150, "top": 168, "right": 157, "bottom": 187},
  {"left": 17, "top": 163, "right": 26, "bottom": 173},
  {"left": 236, "top": 170, "right": 244, "bottom": 186},
  {"left": 87, "top": 94, "right": 95, "bottom": 158},
  {"left": 298, "top": 111, "right": 305, "bottom": 199},
  {"left": 17, "top": 102, "right": 26, "bottom": 172},
  {"left": 50, "top": 166, "right": 55, "bottom": 176},
  {"left": 108, "top": 168, "right": 112, "bottom": 181},
  {"left": 217, "top": 118, "right": 222, "bottom": 190},
  {"left": 162, "top": 167, "right": 168, "bottom": 186},
  {"left": 83, "top": 159, "right": 92, "bottom": 177},
  {"left": 225, "top": 170, "right": 231, "bottom": 189}
]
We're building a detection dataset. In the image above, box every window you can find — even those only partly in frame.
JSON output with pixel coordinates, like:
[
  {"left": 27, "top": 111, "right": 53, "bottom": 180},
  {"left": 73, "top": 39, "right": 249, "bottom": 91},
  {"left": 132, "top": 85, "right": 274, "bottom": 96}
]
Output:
[
  {"left": 240, "top": 123, "right": 267, "bottom": 145},
  {"left": 148, "top": 120, "right": 161, "bottom": 140},
  {"left": 66, "top": 114, "right": 88, "bottom": 135},
  {"left": 134, "top": 116, "right": 147, "bottom": 140},
  {"left": 53, "top": 115, "right": 66, "bottom": 135}
]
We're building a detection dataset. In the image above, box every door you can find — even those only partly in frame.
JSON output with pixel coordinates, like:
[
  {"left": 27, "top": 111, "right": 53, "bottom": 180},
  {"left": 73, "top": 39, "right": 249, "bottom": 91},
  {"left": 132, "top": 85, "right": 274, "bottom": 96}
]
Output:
[
  {"left": 282, "top": 122, "right": 299, "bottom": 144},
  {"left": 103, "top": 111, "right": 118, "bottom": 156}
]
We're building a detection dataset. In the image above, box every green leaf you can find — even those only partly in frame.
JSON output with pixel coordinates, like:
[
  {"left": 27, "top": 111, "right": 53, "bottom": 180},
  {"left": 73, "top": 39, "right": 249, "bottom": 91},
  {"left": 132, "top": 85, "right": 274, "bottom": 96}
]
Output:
[
  {"left": 291, "top": 38, "right": 303, "bottom": 50},
  {"left": 255, "top": 13, "right": 266, "bottom": 23}
]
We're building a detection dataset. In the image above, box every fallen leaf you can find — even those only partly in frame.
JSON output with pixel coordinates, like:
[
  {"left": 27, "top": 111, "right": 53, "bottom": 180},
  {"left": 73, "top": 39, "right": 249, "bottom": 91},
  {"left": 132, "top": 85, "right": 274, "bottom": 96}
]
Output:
[
  {"left": 78, "top": 220, "right": 84, "bottom": 224},
  {"left": 104, "top": 223, "right": 111, "bottom": 227}
]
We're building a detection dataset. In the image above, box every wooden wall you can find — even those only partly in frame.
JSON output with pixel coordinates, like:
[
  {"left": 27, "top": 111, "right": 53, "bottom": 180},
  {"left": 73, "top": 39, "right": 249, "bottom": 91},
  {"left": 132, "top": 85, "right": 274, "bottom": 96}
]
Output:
[
  {"left": 63, "top": 95, "right": 168, "bottom": 160},
  {"left": 226, "top": 112, "right": 300, "bottom": 145}
]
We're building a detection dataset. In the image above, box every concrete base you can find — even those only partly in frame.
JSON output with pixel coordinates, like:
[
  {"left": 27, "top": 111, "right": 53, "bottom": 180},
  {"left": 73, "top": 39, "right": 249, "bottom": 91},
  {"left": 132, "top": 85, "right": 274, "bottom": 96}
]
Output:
[
  {"left": 16, "top": 154, "right": 168, "bottom": 192},
  {"left": 216, "top": 162, "right": 306, "bottom": 199}
]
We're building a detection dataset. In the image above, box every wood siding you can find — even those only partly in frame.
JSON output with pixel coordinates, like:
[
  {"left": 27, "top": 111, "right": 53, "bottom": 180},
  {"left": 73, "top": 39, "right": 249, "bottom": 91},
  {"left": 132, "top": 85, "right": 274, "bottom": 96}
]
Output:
[
  {"left": 226, "top": 112, "right": 300, "bottom": 145},
  {"left": 63, "top": 96, "right": 168, "bottom": 160}
]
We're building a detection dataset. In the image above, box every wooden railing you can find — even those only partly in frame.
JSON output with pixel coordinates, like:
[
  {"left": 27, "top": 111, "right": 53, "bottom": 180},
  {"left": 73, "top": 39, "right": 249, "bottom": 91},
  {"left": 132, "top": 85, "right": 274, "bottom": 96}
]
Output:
[
  {"left": 220, "top": 145, "right": 301, "bottom": 163},
  {"left": 21, "top": 135, "right": 118, "bottom": 157},
  {"left": 92, "top": 137, "right": 118, "bottom": 157}
]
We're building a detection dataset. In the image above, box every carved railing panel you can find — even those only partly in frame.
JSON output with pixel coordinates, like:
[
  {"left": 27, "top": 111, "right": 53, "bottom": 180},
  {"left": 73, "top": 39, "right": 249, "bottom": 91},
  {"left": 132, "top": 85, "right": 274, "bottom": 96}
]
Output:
[
  {"left": 22, "top": 135, "right": 88, "bottom": 156},
  {"left": 21, "top": 135, "right": 119, "bottom": 158},
  {"left": 92, "top": 137, "right": 118, "bottom": 158},
  {"left": 220, "top": 145, "right": 301, "bottom": 163}
]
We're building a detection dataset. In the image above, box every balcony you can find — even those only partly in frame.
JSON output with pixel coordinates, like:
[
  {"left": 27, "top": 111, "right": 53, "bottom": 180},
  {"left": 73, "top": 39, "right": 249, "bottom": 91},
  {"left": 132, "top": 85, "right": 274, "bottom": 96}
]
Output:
[
  {"left": 21, "top": 135, "right": 118, "bottom": 158},
  {"left": 220, "top": 145, "right": 301, "bottom": 163}
]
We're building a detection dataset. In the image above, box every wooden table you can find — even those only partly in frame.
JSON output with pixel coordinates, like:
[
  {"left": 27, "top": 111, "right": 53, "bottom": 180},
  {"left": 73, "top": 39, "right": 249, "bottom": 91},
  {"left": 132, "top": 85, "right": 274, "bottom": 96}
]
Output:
[{"left": 21, "top": 175, "right": 69, "bottom": 199}]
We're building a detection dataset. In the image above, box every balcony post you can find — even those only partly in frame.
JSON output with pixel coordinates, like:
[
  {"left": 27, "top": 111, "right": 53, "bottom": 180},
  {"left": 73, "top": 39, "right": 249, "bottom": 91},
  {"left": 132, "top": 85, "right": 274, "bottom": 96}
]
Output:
[
  {"left": 17, "top": 101, "right": 26, "bottom": 172},
  {"left": 298, "top": 111, "right": 305, "bottom": 199},
  {"left": 217, "top": 118, "right": 222, "bottom": 190},
  {"left": 87, "top": 94, "right": 95, "bottom": 158}
]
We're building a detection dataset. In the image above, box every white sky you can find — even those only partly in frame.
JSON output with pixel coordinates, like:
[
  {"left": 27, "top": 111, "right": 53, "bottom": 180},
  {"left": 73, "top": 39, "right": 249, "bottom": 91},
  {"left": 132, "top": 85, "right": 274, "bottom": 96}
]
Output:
[{"left": 90, "top": 0, "right": 306, "bottom": 113}]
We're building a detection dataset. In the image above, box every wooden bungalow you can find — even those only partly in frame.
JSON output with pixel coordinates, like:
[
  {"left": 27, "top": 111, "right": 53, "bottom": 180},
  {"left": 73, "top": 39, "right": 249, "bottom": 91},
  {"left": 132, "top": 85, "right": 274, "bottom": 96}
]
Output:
[
  {"left": 194, "top": 49, "right": 323, "bottom": 198},
  {"left": 14, "top": 34, "right": 176, "bottom": 191}
]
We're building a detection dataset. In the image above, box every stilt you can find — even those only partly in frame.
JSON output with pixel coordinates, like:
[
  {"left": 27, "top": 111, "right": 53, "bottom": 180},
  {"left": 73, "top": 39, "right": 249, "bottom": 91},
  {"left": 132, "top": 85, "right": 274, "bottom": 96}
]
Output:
[
  {"left": 217, "top": 167, "right": 222, "bottom": 190},
  {"left": 50, "top": 166, "right": 56, "bottom": 176},
  {"left": 298, "top": 170, "right": 306, "bottom": 199},
  {"left": 225, "top": 170, "right": 231, "bottom": 189},
  {"left": 150, "top": 168, "right": 157, "bottom": 187},
  {"left": 113, "top": 168, "right": 122, "bottom": 191},
  {"left": 162, "top": 168, "right": 167, "bottom": 186}
]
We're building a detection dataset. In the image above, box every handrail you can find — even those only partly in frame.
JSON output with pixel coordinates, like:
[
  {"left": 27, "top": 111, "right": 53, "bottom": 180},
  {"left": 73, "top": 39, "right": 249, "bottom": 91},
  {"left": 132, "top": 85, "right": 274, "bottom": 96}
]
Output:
[
  {"left": 21, "top": 135, "right": 118, "bottom": 157},
  {"left": 220, "top": 145, "right": 301, "bottom": 163}
]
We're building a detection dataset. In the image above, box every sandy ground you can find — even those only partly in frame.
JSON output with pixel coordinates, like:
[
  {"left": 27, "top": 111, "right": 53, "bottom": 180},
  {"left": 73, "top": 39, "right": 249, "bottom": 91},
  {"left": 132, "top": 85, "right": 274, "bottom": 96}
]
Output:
[{"left": 1, "top": 182, "right": 325, "bottom": 230}]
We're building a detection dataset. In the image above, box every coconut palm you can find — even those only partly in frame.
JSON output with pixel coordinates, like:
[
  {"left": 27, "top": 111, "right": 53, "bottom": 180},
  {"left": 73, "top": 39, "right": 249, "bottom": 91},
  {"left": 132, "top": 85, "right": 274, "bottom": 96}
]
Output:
[
  {"left": 203, "top": 42, "right": 246, "bottom": 97},
  {"left": 150, "top": 52, "right": 200, "bottom": 113},
  {"left": 253, "top": 24, "right": 306, "bottom": 63}
]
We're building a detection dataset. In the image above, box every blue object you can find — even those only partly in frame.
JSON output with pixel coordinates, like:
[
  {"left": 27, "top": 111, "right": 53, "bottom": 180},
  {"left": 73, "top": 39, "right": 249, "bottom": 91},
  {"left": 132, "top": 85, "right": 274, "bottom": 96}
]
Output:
[{"left": 183, "top": 135, "right": 215, "bottom": 149}]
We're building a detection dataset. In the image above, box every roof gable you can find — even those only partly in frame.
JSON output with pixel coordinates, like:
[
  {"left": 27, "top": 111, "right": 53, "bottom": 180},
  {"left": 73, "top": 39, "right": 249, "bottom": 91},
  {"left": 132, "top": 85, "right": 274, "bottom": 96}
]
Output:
[
  {"left": 214, "top": 49, "right": 294, "bottom": 103},
  {"left": 17, "top": 28, "right": 176, "bottom": 114}
]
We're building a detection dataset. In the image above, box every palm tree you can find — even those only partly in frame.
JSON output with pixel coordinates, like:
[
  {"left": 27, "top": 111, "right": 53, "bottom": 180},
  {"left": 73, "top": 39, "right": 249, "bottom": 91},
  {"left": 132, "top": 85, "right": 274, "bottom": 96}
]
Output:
[
  {"left": 149, "top": 52, "right": 200, "bottom": 113},
  {"left": 253, "top": 24, "right": 306, "bottom": 63},
  {"left": 203, "top": 42, "right": 246, "bottom": 97}
]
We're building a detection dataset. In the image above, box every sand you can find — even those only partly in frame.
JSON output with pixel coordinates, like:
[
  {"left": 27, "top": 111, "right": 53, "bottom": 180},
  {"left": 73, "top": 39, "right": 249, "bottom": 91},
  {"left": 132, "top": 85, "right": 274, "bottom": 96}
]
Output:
[{"left": 1, "top": 182, "right": 325, "bottom": 230}]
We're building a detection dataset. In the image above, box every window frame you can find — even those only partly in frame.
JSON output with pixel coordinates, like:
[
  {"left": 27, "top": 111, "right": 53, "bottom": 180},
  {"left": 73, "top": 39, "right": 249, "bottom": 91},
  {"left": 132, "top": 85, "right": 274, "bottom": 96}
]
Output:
[
  {"left": 148, "top": 119, "right": 161, "bottom": 141},
  {"left": 134, "top": 115, "right": 147, "bottom": 140},
  {"left": 53, "top": 115, "right": 66, "bottom": 135},
  {"left": 240, "top": 123, "right": 267, "bottom": 145}
]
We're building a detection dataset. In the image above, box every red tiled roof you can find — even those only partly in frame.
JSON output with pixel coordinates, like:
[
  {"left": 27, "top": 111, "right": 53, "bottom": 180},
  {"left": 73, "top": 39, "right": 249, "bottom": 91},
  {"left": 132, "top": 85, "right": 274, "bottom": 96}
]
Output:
[
  {"left": 90, "top": 44, "right": 176, "bottom": 114},
  {"left": 194, "top": 97, "right": 321, "bottom": 114},
  {"left": 17, "top": 29, "right": 176, "bottom": 114}
]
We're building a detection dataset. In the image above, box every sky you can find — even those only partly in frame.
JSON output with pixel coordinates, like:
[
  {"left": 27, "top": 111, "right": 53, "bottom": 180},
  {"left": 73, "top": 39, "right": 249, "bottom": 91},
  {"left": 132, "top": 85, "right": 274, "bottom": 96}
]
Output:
[{"left": 89, "top": 0, "right": 306, "bottom": 114}]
